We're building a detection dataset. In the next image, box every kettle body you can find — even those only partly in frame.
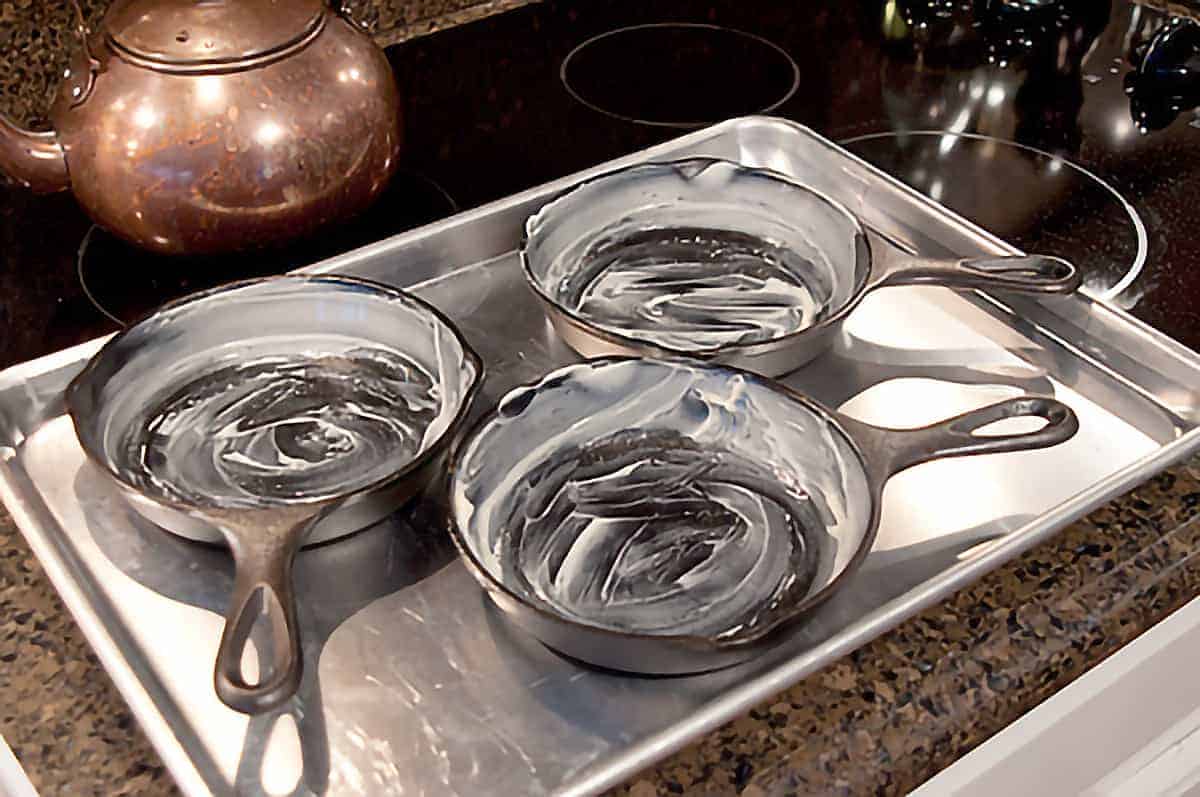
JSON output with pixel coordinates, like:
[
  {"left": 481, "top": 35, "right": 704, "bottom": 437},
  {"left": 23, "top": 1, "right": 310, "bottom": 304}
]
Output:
[{"left": 0, "top": 0, "right": 401, "bottom": 255}]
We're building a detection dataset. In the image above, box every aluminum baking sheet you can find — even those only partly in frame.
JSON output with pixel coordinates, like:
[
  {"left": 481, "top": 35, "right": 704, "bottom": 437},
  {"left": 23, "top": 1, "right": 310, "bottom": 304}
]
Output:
[{"left": 2, "top": 118, "right": 1199, "bottom": 797}]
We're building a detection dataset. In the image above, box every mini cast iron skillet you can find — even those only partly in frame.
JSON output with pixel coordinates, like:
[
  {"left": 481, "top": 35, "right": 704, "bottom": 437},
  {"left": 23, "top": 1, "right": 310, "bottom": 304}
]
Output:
[
  {"left": 449, "top": 358, "right": 1077, "bottom": 674},
  {"left": 67, "top": 275, "right": 482, "bottom": 713},
  {"left": 522, "top": 159, "right": 1081, "bottom": 377}
]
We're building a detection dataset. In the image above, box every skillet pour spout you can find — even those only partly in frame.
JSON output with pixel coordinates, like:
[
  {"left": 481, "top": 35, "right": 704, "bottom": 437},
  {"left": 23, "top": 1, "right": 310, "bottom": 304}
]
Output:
[{"left": 448, "top": 358, "right": 1078, "bottom": 675}]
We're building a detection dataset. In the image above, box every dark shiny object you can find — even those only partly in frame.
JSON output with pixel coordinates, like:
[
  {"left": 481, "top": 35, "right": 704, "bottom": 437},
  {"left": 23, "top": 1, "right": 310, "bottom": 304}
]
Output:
[
  {"left": 0, "top": 0, "right": 400, "bottom": 254},
  {"left": 1125, "top": 17, "right": 1200, "bottom": 132}
]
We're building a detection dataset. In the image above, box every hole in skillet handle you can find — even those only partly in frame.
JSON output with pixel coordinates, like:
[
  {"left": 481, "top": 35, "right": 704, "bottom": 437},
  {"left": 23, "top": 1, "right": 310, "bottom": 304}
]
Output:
[
  {"left": 972, "top": 415, "right": 1049, "bottom": 436},
  {"left": 878, "top": 253, "right": 1082, "bottom": 295},
  {"left": 957, "top": 255, "right": 1081, "bottom": 292},
  {"left": 234, "top": 587, "right": 288, "bottom": 687}
]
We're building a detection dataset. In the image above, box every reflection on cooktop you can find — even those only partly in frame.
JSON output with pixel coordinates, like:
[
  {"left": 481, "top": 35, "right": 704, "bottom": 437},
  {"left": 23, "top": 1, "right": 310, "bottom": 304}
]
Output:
[
  {"left": 842, "top": 130, "right": 1148, "bottom": 306},
  {"left": 979, "top": 0, "right": 1111, "bottom": 67},
  {"left": 560, "top": 23, "right": 800, "bottom": 127},
  {"left": 78, "top": 170, "right": 457, "bottom": 325}
]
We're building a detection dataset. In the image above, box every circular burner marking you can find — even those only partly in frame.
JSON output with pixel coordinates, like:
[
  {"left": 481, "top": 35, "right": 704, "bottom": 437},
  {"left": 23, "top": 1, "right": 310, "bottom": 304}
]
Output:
[{"left": 560, "top": 23, "right": 801, "bottom": 128}]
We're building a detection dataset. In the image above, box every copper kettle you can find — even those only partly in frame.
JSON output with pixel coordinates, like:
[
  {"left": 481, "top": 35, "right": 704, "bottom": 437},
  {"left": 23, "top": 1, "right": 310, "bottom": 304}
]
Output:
[{"left": 0, "top": 0, "right": 401, "bottom": 254}]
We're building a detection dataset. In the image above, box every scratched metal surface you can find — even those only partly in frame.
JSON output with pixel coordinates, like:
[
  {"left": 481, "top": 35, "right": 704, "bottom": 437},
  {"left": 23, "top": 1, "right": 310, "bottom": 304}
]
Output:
[{"left": 3, "top": 118, "right": 1200, "bottom": 796}]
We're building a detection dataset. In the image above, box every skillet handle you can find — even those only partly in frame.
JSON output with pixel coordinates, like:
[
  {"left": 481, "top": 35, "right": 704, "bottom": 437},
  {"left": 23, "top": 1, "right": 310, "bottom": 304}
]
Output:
[
  {"left": 213, "top": 512, "right": 309, "bottom": 715},
  {"left": 874, "top": 253, "right": 1081, "bottom": 294},
  {"left": 837, "top": 396, "right": 1079, "bottom": 481}
]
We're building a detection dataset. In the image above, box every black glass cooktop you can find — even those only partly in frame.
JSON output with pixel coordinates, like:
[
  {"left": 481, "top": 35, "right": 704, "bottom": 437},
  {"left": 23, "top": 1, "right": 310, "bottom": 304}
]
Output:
[{"left": 1, "top": 0, "right": 1197, "bottom": 367}]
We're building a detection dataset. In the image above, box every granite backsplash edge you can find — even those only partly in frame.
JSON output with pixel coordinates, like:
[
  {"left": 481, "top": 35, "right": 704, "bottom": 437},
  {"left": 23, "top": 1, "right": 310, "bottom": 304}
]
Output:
[{"left": 0, "top": 0, "right": 538, "bottom": 130}]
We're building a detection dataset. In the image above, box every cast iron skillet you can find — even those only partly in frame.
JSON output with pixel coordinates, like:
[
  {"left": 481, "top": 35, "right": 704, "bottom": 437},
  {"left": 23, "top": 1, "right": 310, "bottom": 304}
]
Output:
[
  {"left": 522, "top": 159, "right": 1081, "bottom": 377},
  {"left": 448, "top": 357, "right": 1077, "bottom": 674},
  {"left": 67, "top": 274, "right": 482, "bottom": 713}
]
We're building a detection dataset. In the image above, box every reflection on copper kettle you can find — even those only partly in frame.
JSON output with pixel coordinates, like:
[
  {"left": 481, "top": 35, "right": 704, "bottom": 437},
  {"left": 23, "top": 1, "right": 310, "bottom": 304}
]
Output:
[
  {"left": 1124, "top": 16, "right": 1200, "bottom": 132},
  {"left": 0, "top": 0, "right": 401, "bottom": 255}
]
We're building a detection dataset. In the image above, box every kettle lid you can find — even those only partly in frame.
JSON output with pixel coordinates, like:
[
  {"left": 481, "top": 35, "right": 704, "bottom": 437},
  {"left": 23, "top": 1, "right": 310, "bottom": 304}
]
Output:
[{"left": 105, "top": 0, "right": 327, "bottom": 71}]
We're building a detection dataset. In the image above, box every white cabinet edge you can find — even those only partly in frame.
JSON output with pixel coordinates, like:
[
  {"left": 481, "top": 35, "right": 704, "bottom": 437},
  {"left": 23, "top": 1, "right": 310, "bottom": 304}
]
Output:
[
  {"left": 0, "top": 735, "right": 38, "bottom": 797},
  {"left": 914, "top": 594, "right": 1200, "bottom": 797}
]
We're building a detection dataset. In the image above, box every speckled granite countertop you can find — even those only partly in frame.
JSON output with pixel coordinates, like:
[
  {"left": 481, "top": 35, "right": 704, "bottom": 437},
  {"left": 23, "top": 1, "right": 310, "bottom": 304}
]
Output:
[{"left": 2, "top": 0, "right": 1200, "bottom": 794}]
